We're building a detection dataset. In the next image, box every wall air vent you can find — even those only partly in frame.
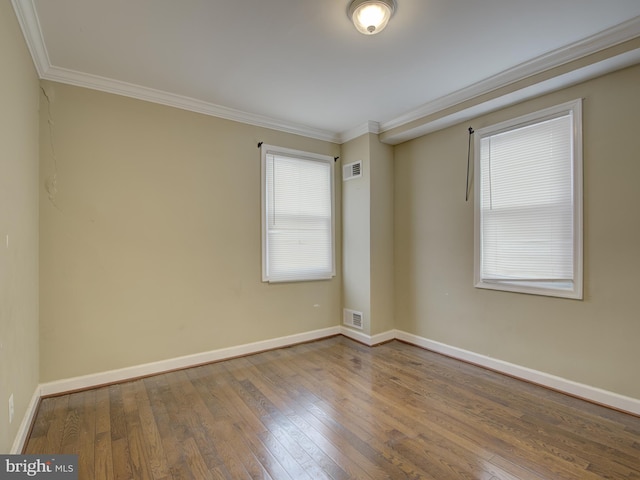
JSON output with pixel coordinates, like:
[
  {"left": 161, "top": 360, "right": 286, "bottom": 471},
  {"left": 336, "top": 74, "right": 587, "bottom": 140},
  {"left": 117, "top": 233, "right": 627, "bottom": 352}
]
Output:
[
  {"left": 343, "top": 309, "right": 364, "bottom": 329},
  {"left": 343, "top": 161, "right": 362, "bottom": 181}
]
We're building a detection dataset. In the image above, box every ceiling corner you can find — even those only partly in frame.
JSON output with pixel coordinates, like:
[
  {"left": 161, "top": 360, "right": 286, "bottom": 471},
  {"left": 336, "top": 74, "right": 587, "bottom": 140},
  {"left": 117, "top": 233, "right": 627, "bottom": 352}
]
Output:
[{"left": 339, "top": 121, "right": 381, "bottom": 144}]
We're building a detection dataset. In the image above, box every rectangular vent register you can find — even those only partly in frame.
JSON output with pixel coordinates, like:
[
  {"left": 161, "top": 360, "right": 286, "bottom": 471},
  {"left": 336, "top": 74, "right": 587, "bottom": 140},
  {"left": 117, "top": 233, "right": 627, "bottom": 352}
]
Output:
[
  {"left": 343, "top": 309, "right": 363, "bottom": 329},
  {"left": 343, "top": 161, "right": 362, "bottom": 181}
]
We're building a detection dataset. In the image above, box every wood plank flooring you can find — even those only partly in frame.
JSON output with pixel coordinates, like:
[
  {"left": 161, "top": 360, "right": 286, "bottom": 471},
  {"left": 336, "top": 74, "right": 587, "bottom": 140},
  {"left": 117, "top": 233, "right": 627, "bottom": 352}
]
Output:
[{"left": 24, "top": 336, "right": 640, "bottom": 479}]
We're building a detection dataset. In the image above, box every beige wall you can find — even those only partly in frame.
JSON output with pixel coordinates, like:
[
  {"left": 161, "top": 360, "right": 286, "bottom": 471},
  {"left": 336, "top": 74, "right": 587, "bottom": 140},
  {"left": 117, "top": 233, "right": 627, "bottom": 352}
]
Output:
[
  {"left": 0, "top": 3, "right": 40, "bottom": 452},
  {"left": 4, "top": 5, "right": 639, "bottom": 449},
  {"left": 394, "top": 64, "right": 640, "bottom": 399},
  {"left": 39, "top": 81, "right": 341, "bottom": 382}
]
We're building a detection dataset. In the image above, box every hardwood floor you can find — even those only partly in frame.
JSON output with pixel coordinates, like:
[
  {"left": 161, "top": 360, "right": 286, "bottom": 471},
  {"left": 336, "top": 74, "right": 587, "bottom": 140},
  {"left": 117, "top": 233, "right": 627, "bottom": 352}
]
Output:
[{"left": 24, "top": 336, "right": 640, "bottom": 479}]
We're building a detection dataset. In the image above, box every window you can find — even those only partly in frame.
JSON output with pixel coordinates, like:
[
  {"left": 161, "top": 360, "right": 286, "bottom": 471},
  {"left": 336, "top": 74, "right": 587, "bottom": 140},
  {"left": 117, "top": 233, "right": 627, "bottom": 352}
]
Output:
[
  {"left": 261, "top": 144, "right": 336, "bottom": 283},
  {"left": 474, "top": 99, "right": 583, "bottom": 299}
]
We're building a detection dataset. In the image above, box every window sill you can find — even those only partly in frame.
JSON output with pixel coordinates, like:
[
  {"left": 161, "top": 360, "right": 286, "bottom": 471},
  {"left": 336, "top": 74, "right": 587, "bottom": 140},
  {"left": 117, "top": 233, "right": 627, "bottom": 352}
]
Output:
[{"left": 475, "top": 279, "right": 582, "bottom": 300}]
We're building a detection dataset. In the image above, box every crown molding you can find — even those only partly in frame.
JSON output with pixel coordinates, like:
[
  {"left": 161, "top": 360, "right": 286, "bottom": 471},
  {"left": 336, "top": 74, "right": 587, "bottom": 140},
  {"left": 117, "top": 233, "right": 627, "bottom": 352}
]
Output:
[
  {"left": 380, "top": 47, "right": 640, "bottom": 145},
  {"left": 11, "top": 0, "right": 49, "bottom": 76},
  {"left": 379, "top": 15, "right": 640, "bottom": 137},
  {"left": 41, "top": 65, "right": 341, "bottom": 143},
  {"left": 339, "top": 120, "right": 380, "bottom": 143},
  {"left": 10, "top": 0, "right": 341, "bottom": 144},
  {"left": 12, "top": 0, "right": 640, "bottom": 145}
]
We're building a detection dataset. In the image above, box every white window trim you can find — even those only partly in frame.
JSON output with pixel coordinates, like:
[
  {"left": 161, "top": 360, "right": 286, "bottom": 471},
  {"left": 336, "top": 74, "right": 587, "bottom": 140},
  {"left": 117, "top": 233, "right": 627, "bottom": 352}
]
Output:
[
  {"left": 260, "top": 144, "right": 336, "bottom": 283},
  {"left": 473, "top": 99, "right": 583, "bottom": 299}
]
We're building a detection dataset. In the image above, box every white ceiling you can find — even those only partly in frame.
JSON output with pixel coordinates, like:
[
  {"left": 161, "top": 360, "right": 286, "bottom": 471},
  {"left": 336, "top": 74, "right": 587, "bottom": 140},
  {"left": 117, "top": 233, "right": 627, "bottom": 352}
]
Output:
[{"left": 12, "top": 0, "right": 640, "bottom": 143}]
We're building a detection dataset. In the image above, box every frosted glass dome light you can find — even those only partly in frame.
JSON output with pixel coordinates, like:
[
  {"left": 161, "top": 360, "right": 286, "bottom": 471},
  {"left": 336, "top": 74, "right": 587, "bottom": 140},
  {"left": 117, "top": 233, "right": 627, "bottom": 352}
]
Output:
[{"left": 348, "top": 0, "right": 397, "bottom": 35}]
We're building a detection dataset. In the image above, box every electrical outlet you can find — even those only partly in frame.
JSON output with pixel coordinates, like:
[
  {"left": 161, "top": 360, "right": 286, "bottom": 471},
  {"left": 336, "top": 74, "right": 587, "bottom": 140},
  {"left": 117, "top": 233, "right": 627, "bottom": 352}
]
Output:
[{"left": 9, "top": 394, "right": 14, "bottom": 424}]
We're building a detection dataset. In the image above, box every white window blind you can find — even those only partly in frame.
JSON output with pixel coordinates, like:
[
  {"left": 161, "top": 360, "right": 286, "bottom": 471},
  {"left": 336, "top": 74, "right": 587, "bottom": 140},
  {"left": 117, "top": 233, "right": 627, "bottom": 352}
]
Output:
[
  {"left": 261, "top": 145, "right": 335, "bottom": 283},
  {"left": 474, "top": 100, "right": 583, "bottom": 299}
]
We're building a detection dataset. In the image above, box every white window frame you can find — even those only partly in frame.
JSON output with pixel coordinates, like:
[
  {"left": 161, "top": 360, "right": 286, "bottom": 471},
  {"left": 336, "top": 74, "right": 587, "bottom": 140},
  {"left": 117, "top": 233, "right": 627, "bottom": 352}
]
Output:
[
  {"left": 474, "top": 99, "right": 583, "bottom": 299},
  {"left": 261, "top": 144, "right": 336, "bottom": 283}
]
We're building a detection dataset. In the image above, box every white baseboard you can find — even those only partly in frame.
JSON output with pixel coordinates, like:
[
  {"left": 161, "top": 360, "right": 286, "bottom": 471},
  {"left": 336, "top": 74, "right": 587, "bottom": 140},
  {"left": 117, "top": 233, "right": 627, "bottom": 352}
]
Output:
[
  {"left": 10, "top": 386, "right": 41, "bottom": 454},
  {"left": 14, "top": 325, "right": 639, "bottom": 454},
  {"left": 394, "top": 330, "right": 640, "bottom": 417},
  {"left": 39, "top": 326, "right": 341, "bottom": 397},
  {"left": 36, "top": 326, "right": 394, "bottom": 397},
  {"left": 339, "top": 326, "right": 396, "bottom": 346}
]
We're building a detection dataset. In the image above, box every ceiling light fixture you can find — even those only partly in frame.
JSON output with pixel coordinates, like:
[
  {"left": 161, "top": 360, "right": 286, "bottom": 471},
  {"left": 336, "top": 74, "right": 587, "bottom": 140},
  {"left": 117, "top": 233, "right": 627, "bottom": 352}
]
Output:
[{"left": 347, "top": 0, "right": 397, "bottom": 35}]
